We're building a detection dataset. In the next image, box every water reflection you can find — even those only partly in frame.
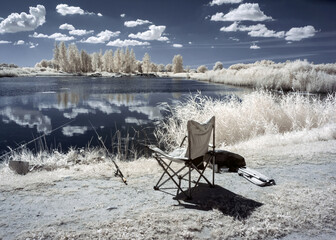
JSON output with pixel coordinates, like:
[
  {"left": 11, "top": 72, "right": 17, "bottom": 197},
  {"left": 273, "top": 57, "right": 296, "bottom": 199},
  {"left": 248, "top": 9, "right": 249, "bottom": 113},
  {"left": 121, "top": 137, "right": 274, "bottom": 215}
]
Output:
[
  {"left": 0, "top": 76, "right": 250, "bottom": 154},
  {"left": 0, "top": 106, "right": 51, "bottom": 134},
  {"left": 62, "top": 125, "right": 88, "bottom": 137}
]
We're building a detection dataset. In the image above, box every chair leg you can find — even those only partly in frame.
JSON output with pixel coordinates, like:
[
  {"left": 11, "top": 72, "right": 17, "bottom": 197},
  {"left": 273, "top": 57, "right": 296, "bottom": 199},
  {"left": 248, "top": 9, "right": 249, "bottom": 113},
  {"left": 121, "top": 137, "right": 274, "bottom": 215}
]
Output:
[
  {"left": 154, "top": 160, "right": 172, "bottom": 189},
  {"left": 155, "top": 158, "right": 188, "bottom": 189},
  {"left": 154, "top": 156, "right": 190, "bottom": 199},
  {"left": 212, "top": 154, "right": 215, "bottom": 186},
  {"left": 188, "top": 165, "right": 192, "bottom": 199}
]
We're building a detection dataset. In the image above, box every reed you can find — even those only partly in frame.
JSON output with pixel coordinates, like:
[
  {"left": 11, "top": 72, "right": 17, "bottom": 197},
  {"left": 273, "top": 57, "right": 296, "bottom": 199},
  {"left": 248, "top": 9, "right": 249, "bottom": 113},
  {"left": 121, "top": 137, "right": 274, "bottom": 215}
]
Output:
[{"left": 155, "top": 91, "right": 336, "bottom": 149}]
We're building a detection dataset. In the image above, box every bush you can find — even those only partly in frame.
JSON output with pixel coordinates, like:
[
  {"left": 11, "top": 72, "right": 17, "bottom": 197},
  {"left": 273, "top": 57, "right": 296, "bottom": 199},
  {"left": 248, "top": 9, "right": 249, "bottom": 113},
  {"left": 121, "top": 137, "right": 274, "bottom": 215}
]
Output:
[
  {"left": 213, "top": 61, "right": 223, "bottom": 71},
  {"left": 197, "top": 65, "right": 208, "bottom": 73}
]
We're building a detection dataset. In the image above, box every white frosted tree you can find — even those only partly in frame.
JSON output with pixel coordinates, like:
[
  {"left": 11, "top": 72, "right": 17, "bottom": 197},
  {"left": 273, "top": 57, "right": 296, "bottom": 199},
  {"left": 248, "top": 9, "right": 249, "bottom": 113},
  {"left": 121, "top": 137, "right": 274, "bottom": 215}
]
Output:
[
  {"left": 53, "top": 42, "right": 60, "bottom": 70},
  {"left": 59, "top": 41, "right": 69, "bottom": 72},
  {"left": 142, "top": 53, "right": 151, "bottom": 73},
  {"left": 151, "top": 63, "right": 158, "bottom": 73},
  {"left": 119, "top": 48, "right": 125, "bottom": 72},
  {"left": 80, "top": 49, "right": 92, "bottom": 73},
  {"left": 165, "top": 64, "right": 172, "bottom": 72},
  {"left": 98, "top": 50, "right": 103, "bottom": 71},
  {"left": 124, "top": 47, "right": 131, "bottom": 73},
  {"left": 91, "top": 50, "right": 103, "bottom": 72},
  {"left": 158, "top": 64, "right": 165, "bottom": 72},
  {"left": 92, "top": 52, "right": 100, "bottom": 72},
  {"left": 114, "top": 49, "right": 122, "bottom": 73},
  {"left": 197, "top": 65, "right": 208, "bottom": 73},
  {"left": 130, "top": 49, "right": 136, "bottom": 73},
  {"left": 103, "top": 50, "right": 113, "bottom": 72},
  {"left": 136, "top": 61, "right": 143, "bottom": 73},
  {"left": 213, "top": 61, "right": 223, "bottom": 71},
  {"left": 68, "top": 43, "right": 80, "bottom": 73},
  {"left": 172, "top": 55, "right": 183, "bottom": 73}
]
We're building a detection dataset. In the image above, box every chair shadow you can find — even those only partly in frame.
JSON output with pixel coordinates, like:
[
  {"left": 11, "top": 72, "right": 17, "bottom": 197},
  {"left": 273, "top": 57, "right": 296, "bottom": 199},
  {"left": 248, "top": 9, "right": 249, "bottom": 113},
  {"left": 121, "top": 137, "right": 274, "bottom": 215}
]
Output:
[{"left": 175, "top": 183, "right": 263, "bottom": 220}]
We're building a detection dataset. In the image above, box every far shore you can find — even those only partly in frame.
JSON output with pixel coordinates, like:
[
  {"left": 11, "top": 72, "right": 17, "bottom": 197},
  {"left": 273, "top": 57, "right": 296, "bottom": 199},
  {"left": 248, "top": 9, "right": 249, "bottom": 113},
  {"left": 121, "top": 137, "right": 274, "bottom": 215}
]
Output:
[
  {"left": 1, "top": 59, "right": 336, "bottom": 93},
  {"left": 0, "top": 60, "right": 336, "bottom": 93}
]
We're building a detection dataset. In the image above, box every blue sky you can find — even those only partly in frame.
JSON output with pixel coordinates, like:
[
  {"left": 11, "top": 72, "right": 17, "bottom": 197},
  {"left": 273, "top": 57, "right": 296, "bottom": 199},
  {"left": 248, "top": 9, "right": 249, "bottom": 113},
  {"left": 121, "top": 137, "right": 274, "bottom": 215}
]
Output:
[{"left": 0, "top": 0, "right": 335, "bottom": 68}]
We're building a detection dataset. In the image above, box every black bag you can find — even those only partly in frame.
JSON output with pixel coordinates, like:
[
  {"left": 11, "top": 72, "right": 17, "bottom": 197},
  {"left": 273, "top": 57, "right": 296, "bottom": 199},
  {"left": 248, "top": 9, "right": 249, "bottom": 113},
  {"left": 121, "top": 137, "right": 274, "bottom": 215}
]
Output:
[{"left": 206, "top": 150, "right": 246, "bottom": 172}]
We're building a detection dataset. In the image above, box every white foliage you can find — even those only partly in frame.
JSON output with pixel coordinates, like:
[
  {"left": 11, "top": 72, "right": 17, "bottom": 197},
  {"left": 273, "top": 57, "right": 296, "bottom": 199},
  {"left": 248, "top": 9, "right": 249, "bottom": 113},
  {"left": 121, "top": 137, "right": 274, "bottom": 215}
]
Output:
[
  {"left": 197, "top": 65, "right": 208, "bottom": 73},
  {"left": 213, "top": 62, "right": 223, "bottom": 71},
  {"left": 155, "top": 91, "right": 336, "bottom": 148},
  {"left": 195, "top": 60, "right": 336, "bottom": 93},
  {"left": 172, "top": 55, "right": 183, "bottom": 73},
  {"left": 142, "top": 53, "right": 151, "bottom": 73}
]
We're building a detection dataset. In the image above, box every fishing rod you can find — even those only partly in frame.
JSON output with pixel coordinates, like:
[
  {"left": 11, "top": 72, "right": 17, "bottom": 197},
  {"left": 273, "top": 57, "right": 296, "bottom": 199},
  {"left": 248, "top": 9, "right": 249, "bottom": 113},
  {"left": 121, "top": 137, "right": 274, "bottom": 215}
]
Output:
[
  {"left": 0, "top": 119, "right": 75, "bottom": 160},
  {"left": 89, "top": 121, "right": 127, "bottom": 185}
]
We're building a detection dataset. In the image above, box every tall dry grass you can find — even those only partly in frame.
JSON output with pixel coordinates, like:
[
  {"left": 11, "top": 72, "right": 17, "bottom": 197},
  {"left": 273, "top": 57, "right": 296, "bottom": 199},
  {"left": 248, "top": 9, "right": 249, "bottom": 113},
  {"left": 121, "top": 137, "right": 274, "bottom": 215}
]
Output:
[
  {"left": 192, "top": 60, "right": 336, "bottom": 93},
  {"left": 155, "top": 91, "right": 336, "bottom": 149}
]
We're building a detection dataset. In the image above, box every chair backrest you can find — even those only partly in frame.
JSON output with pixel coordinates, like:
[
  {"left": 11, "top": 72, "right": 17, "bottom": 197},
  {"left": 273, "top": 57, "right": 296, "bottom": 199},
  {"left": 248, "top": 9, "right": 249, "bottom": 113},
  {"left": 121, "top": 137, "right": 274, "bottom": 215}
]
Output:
[{"left": 185, "top": 116, "right": 215, "bottom": 160}]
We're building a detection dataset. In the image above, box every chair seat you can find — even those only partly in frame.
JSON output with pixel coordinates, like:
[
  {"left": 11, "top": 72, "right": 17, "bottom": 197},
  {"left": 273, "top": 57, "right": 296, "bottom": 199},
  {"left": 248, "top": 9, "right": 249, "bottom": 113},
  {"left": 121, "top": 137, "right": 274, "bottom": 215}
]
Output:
[{"left": 148, "top": 145, "right": 188, "bottom": 163}]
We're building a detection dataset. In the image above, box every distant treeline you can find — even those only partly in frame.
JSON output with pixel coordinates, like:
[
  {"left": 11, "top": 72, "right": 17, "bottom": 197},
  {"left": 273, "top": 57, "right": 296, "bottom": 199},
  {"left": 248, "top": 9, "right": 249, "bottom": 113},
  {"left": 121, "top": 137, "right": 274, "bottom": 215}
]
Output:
[{"left": 35, "top": 41, "right": 184, "bottom": 74}]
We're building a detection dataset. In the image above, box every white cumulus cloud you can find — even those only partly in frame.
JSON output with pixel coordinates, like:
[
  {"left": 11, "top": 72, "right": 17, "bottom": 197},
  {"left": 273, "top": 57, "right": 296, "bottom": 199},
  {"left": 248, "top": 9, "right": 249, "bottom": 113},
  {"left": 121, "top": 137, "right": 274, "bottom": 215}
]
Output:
[
  {"left": 285, "top": 25, "right": 317, "bottom": 41},
  {"left": 0, "top": 40, "right": 11, "bottom": 44},
  {"left": 56, "top": 4, "right": 99, "bottom": 16},
  {"left": 220, "top": 22, "right": 239, "bottom": 32},
  {"left": 173, "top": 44, "right": 183, "bottom": 48},
  {"left": 69, "top": 29, "right": 94, "bottom": 36},
  {"left": 29, "top": 42, "right": 38, "bottom": 48},
  {"left": 209, "top": 0, "right": 243, "bottom": 6},
  {"left": 56, "top": 4, "right": 85, "bottom": 16},
  {"left": 124, "top": 19, "right": 152, "bottom": 28},
  {"left": 221, "top": 22, "right": 284, "bottom": 38},
  {"left": 0, "top": 5, "right": 46, "bottom": 34},
  {"left": 30, "top": 32, "right": 75, "bottom": 41},
  {"left": 241, "top": 24, "right": 285, "bottom": 38},
  {"left": 211, "top": 3, "right": 272, "bottom": 22},
  {"left": 59, "top": 23, "right": 75, "bottom": 31},
  {"left": 14, "top": 40, "right": 25, "bottom": 45},
  {"left": 120, "top": 13, "right": 126, "bottom": 18},
  {"left": 250, "top": 44, "right": 260, "bottom": 49},
  {"left": 106, "top": 39, "right": 150, "bottom": 47},
  {"left": 81, "top": 30, "right": 120, "bottom": 44},
  {"left": 129, "top": 25, "right": 168, "bottom": 41}
]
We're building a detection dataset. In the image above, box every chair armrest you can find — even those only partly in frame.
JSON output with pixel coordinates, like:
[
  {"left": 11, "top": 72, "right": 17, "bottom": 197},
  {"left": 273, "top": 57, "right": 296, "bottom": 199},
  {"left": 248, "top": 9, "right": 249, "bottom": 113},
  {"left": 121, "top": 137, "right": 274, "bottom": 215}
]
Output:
[{"left": 180, "top": 136, "right": 188, "bottom": 147}]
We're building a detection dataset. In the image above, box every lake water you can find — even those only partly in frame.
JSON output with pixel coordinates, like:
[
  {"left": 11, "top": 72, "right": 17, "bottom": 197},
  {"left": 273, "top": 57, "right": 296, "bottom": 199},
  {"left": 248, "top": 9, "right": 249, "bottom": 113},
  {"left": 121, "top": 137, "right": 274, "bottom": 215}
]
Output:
[{"left": 0, "top": 76, "right": 250, "bottom": 157}]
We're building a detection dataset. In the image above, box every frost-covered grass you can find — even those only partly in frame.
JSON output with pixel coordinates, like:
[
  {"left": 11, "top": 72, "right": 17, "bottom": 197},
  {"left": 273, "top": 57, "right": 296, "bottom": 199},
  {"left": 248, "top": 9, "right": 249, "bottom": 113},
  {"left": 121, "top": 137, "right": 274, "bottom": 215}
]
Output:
[
  {"left": 1, "top": 147, "right": 109, "bottom": 171},
  {"left": 155, "top": 91, "right": 336, "bottom": 150},
  {"left": 190, "top": 60, "right": 336, "bottom": 93}
]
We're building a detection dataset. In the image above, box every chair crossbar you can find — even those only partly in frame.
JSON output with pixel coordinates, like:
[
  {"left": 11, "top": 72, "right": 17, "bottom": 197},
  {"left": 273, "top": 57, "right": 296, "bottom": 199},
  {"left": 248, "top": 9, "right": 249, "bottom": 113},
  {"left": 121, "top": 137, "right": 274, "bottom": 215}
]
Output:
[{"left": 153, "top": 152, "right": 215, "bottom": 199}]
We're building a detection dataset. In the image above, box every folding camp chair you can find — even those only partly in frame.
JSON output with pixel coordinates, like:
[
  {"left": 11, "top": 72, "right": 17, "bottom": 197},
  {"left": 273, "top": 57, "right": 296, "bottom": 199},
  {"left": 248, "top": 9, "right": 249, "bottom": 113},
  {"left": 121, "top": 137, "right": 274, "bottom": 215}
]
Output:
[{"left": 148, "top": 116, "right": 216, "bottom": 199}]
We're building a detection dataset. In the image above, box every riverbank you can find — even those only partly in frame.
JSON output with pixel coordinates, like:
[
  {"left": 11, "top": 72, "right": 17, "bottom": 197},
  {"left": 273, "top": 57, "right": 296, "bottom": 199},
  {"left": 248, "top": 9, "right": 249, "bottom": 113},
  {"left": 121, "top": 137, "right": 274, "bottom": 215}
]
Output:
[
  {"left": 0, "top": 137, "right": 335, "bottom": 239},
  {"left": 160, "top": 60, "right": 336, "bottom": 93},
  {"left": 2, "top": 59, "right": 336, "bottom": 93}
]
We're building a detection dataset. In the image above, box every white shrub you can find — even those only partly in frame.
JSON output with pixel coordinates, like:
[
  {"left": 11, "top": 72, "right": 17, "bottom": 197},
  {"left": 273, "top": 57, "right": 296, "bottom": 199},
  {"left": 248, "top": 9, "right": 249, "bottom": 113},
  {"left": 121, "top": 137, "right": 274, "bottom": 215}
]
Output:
[{"left": 197, "top": 65, "right": 208, "bottom": 73}]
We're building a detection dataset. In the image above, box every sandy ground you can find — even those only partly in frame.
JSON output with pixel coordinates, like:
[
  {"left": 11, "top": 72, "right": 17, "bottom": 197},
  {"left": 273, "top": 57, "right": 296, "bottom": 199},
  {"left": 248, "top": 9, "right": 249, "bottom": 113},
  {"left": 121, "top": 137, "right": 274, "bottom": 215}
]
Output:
[{"left": 0, "top": 139, "right": 335, "bottom": 240}]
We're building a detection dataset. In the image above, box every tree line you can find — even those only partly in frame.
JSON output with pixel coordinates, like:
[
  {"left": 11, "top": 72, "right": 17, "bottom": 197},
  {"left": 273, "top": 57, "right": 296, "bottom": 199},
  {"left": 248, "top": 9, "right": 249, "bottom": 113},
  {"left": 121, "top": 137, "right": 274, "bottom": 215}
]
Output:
[{"left": 35, "top": 42, "right": 184, "bottom": 74}]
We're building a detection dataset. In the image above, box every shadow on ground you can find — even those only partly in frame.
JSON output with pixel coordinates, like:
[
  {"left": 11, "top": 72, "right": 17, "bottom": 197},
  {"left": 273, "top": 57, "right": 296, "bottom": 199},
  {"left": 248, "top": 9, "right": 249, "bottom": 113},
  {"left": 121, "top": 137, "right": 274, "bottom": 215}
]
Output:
[{"left": 175, "top": 183, "right": 263, "bottom": 220}]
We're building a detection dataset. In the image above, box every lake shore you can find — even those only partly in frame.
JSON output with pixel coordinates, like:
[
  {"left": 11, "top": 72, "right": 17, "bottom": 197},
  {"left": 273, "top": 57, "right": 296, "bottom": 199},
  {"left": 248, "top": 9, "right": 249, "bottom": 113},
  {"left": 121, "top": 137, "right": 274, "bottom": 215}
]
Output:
[
  {"left": 2, "top": 59, "right": 336, "bottom": 93},
  {"left": 0, "top": 138, "right": 335, "bottom": 239}
]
